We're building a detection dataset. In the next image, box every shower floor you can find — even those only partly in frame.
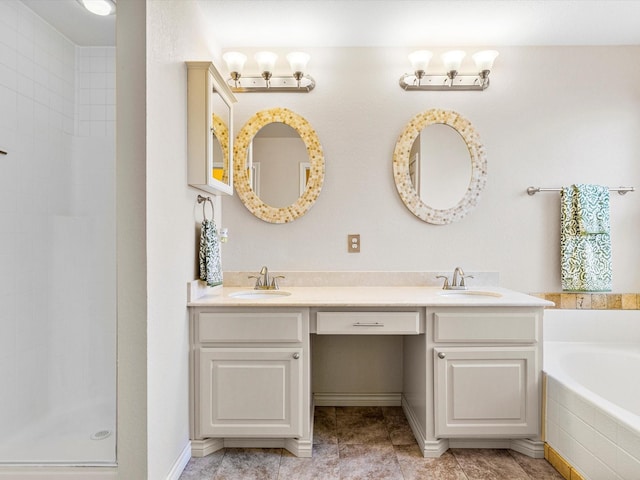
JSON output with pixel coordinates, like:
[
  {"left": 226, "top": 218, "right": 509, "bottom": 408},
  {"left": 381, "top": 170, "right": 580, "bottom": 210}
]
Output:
[{"left": 0, "top": 400, "right": 116, "bottom": 465}]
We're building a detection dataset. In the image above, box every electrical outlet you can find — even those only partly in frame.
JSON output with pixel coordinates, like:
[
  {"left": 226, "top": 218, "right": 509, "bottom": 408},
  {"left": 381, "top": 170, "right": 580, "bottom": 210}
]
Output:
[{"left": 348, "top": 234, "right": 360, "bottom": 253}]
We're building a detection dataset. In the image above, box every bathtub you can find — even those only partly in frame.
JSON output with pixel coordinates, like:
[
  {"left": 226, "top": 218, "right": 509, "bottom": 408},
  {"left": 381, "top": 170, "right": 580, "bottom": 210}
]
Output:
[{"left": 544, "top": 309, "right": 640, "bottom": 480}]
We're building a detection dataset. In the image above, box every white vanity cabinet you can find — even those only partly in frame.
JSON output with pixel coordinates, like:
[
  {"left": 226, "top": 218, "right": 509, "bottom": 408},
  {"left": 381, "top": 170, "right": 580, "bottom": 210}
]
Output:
[
  {"left": 188, "top": 284, "right": 551, "bottom": 460},
  {"left": 190, "top": 308, "right": 312, "bottom": 458},
  {"left": 429, "top": 307, "right": 542, "bottom": 439}
]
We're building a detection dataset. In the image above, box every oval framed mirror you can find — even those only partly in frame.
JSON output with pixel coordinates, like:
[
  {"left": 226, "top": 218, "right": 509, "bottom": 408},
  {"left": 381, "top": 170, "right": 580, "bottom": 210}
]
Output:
[
  {"left": 392, "top": 109, "right": 487, "bottom": 225},
  {"left": 234, "top": 108, "right": 324, "bottom": 223}
]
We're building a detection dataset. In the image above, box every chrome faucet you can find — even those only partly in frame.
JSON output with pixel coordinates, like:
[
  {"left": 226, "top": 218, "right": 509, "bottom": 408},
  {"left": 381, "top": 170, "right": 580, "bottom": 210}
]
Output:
[
  {"left": 452, "top": 267, "right": 464, "bottom": 288},
  {"left": 249, "top": 266, "right": 284, "bottom": 290},
  {"left": 259, "top": 266, "right": 270, "bottom": 288},
  {"left": 437, "top": 266, "right": 474, "bottom": 290}
]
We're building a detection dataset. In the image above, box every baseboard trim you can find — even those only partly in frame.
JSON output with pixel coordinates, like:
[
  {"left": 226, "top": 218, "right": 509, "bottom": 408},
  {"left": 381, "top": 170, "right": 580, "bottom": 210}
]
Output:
[
  {"left": 284, "top": 438, "right": 313, "bottom": 458},
  {"left": 166, "top": 442, "right": 193, "bottom": 480},
  {"left": 313, "top": 393, "right": 402, "bottom": 406},
  {"left": 449, "top": 439, "right": 511, "bottom": 449},
  {"left": 221, "top": 438, "right": 312, "bottom": 457},
  {"left": 511, "top": 438, "right": 545, "bottom": 459},
  {"left": 222, "top": 438, "right": 287, "bottom": 449},
  {"left": 190, "top": 438, "right": 224, "bottom": 458},
  {"left": 191, "top": 437, "right": 311, "bottom": 458},
  {"left": 401, "top": 393, "right": 543, "bottom": 460},
  {"left": 401, "top": 396, "right": 449, "bottom": 458}
]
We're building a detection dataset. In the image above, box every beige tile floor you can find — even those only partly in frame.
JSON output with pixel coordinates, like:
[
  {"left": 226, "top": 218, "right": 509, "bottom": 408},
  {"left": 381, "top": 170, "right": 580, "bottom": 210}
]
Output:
[{"left": 180, "top": 406, "right": 564, "bottom": 480}]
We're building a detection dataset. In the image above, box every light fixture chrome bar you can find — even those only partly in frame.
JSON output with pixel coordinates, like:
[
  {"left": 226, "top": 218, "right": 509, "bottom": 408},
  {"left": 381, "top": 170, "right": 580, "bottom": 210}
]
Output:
[
  {"left": 226, "top": 75, "right": 315, "bottom": 93},
  {"left": 399, "top": 74, "right": 489, "bottom": 91},
  {"left": 527, "top": 186, "right": 635, "bottom": 196}
]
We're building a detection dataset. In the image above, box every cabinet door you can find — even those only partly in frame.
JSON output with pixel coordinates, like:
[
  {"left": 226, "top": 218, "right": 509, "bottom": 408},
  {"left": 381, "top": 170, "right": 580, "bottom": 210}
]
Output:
[
  {"left": 434, "top": 347, "right": 538, "bottom": 438},
  {"left": 199, "top": 348, "right": 303, "bottom": 437},
  {"left": 186, "top": 61, "right": 236, "bottom": 195}
]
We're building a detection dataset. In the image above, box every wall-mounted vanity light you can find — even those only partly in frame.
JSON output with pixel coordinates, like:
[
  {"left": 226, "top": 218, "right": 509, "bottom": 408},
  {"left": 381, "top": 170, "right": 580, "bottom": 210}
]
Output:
[
  {"left": 399, "top": 49, "right": 499, "bottom": 91},
  {"left": 76, "top": 0, "right": 116, "bottom": 16},
  {"left": 222, "top": 51, "right": 315, "bottom": 93}
]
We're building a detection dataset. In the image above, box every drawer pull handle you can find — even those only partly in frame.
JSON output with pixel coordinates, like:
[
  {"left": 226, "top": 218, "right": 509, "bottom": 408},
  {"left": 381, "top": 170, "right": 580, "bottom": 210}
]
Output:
[
  {"left": 438, "top": 352, "right": 446, "bottom": 359},
  {"left": 353, "top": 322, "right": 385, "bottom": 327},
  {"left": 292, "top": 352, "right": 300, "bottom": 360}
]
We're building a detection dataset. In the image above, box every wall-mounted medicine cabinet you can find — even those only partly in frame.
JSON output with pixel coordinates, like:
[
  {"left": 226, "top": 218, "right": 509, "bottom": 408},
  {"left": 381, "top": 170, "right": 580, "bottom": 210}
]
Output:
[{"left": 186, "top": 61, "right": 237, "bottom": 195}]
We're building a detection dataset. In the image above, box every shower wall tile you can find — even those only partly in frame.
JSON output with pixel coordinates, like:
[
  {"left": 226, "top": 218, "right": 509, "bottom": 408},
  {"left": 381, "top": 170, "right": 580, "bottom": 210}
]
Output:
[
  {"left": 0, "top": 1, "right": 18, "bottom": 30},
  {"left": 0, "top": 0, "right": 86, "bottom": 441},
  {"left": 77, "top": 46, "right": 115, "bottom": 138}
]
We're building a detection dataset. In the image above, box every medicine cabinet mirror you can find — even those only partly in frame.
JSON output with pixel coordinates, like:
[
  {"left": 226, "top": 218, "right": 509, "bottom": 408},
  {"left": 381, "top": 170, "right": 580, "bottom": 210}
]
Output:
[
  {"left": 234, "top": 108, "right": 324, "bottom": 223},
  {"left": 393, "top": 109, "right": 487, "bottom": 224},
  {"left": 187, "top": 61, "right": 237, "bottom": 195}
]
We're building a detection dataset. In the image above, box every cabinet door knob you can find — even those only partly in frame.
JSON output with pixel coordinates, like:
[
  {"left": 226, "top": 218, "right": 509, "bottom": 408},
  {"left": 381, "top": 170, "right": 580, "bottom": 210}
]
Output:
[
  {"left": 292, "top": 352, "right": 300, "bottom": 360},
  {"left": 438, "top": 352, "right": 446, "bottom": 359}
]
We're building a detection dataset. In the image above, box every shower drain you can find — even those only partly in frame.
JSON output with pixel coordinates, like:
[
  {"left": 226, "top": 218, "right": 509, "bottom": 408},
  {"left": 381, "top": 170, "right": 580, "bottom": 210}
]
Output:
[{"left": 90, "top": 430, "right": 112, "bottom": 441}]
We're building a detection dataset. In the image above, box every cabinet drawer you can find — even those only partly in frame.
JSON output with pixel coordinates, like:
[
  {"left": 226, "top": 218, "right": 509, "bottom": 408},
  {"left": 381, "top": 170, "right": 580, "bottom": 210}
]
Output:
[
  {"left": 316, "top": 311, "right": 420, "bottom": 335},
  {"left": 433, "top": 309, "right": 539, "bottom": 343},
  {"left": 198, "top": 311, "right": 304, "bottom": 343}
]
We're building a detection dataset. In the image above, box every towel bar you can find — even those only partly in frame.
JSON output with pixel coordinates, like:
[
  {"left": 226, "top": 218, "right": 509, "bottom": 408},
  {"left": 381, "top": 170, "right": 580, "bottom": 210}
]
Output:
[
  {"left": 197, "top": 194, "right": 215, "bottom": 220},
  {"left": 527, "top": 186, "right": 634, "bottom": 196}
]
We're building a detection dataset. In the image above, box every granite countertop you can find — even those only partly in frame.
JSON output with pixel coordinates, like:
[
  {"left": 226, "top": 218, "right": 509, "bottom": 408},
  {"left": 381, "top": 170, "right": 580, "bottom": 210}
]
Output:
[{"left": 187, "top": 284, "right": 553, "bottom": 308}]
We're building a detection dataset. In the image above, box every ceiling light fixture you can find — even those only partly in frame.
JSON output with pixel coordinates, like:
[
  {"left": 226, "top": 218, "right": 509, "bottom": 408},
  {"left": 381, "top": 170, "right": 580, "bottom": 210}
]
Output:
[
  {"left": 222, "top": 50, "right": 315, "bottom": 93},
  {"left": 400, "top": 49, "right": 499, "bottom": 91},
  {"left": 77, "top": 0, "right": 116, "bottom": 16}
]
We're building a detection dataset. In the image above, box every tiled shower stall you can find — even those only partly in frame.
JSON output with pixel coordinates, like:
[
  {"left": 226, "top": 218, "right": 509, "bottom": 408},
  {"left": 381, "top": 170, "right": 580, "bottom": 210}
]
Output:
[{"left": 0, "top": 0, "right": 116, "bottom": 464}]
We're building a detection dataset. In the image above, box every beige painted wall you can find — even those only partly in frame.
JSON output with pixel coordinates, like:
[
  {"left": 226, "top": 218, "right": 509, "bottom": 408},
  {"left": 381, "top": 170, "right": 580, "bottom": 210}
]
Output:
[
  {"left": 223, "top": 46, "right": 640, "bottom": 293},
  {"left": 116, "top": 0, "right": 147, "bottom": 478}
]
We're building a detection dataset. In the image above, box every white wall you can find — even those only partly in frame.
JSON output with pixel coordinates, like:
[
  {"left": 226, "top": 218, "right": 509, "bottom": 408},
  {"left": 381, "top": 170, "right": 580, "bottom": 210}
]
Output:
[
  {"left": 146, "top": 1, "right": 220, "bottom": 478},
  {"left": 223, "top": 46, "right": 640, "bottom": 293}
]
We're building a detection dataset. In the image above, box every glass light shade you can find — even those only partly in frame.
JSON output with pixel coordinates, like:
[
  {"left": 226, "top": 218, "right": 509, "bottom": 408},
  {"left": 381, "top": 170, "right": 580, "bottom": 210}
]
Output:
[
  {"left": 223, "top": 52, "right": 247, "bottom": 74},
  {"left": 472, "top": 50, "right": 499, "bottom": 71},
  {"left": 255, "top": 51, "right": 278, "bottom": 73},
  {"left": 408, "top": 50, "right": 433, "bottom": 72},
  {"left": 286, "top": 52, "right": 310, "bottom": 73},
  {"left": 441, "top": 50, "right": 466, "bottom": 72},
  {"left": 78, "top": 0, "right": 115, "bottom": 15}
]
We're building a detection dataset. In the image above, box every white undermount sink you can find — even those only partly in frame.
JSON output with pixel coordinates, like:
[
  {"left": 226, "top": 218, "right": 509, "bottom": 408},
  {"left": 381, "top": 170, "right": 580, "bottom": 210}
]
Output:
[
  {"left": 437, "top": 290, "right": 502, "bottom": 298},
  {"left": 228, "top": 290, "right": 292, "bottom": 299}
]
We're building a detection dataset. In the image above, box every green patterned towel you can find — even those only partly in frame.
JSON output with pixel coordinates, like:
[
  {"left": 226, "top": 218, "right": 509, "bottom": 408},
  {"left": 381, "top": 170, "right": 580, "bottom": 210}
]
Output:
[
  {"left": 560, "top": 184, "right": 611, "bottom": 292},
  {"left": 575, "top": 184, "right": 610, "bottom": 234},
  {"left": 199, "top": 219, "right": 223, "bottom": 287}
]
